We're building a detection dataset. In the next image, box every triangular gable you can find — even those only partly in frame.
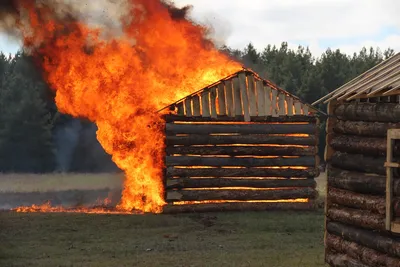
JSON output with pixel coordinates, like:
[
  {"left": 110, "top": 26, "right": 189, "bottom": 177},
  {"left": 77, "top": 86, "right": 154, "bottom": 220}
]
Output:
[{"left": 160, "top": 68, "right": 319, "bottom": 121}]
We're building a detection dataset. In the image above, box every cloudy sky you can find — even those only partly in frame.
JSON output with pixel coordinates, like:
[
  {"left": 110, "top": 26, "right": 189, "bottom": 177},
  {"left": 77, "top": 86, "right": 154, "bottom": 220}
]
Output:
[{"left": 1, "top": 0, "right": 399, "bottom": 57}]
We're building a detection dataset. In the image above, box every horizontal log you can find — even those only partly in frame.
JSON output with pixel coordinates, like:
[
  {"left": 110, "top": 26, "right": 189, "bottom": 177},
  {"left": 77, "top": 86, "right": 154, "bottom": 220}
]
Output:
[
  {"left": 166, "top": 188, "right": 317, "bottom": 202},
  {"left": 328, "top": 167, "right": 400, "bottom": 194},
  {"left": 330, "top": 134, "right": 400, "bottom": 157},
  {"left": 327, "top": 206, "right": 385, "bottom": 230},
  {"left": 331, "top": 152, "right": 388, "bottom": 176},
  {"left": 162, "top": 201, "right": 315, "bottom": 214},
  {"left": 163, "top": 114, "right": 317, "bottom": 123},
  {"left": 326, "top": 233, "right": 400, "bottom": 267},
  {"left": 166, "top": 156, "right": 316, "bottom": 167},
  {"left": 166, "top": 135, "right": 317, "bottom": 146},
  {"left": 166, "top": 123, "right": 316, "bottom": 135},
  {"left": 166, "top": 178, "right": 317, "bottom": 189},
  {"left": 167, "top": 167, "right": 319, "bottom": 178},
  {"left": 334, "top": 120, "right": 400, "bottom": 137},
  {"left": 326, "top": 251, "right": 369, "bottom": 267},
  {"left": 334, "top": 102, "right": 400, "bottom": 123},
  {"left": 166, "top": 145, "right": 316, "bottom": 156},
  {"left": 327, "top": 221, "right": 400, "bottom": 258},
  {"left": 328, "top": 187, "right": 386, "bottom": 215}
]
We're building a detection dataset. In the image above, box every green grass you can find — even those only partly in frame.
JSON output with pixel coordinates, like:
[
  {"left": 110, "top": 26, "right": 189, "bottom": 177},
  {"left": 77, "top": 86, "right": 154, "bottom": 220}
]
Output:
[
  {"left": 0, "top": 173, "right": 328, "bottom": 266},
  {"left": 0, "top": 211, "right": 326, "bottom": 267}
]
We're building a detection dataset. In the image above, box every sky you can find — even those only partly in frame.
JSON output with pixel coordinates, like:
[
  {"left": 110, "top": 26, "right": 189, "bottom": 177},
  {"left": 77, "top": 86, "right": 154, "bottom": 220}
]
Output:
[{"left": 0, "top": 0, "right": 399, "bottom": 57}]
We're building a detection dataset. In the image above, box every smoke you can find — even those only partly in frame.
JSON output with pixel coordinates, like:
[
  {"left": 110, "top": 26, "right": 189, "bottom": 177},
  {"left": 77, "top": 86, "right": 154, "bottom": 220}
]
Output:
[
  {"left": 54, "top": 119, "right": 82, "bottom": 172},
  {"left": 0, "top": 0, "right": 194, "bottom": 42},
  {"left": 0, "top": 0, "right": 133, "bottom": 49}
]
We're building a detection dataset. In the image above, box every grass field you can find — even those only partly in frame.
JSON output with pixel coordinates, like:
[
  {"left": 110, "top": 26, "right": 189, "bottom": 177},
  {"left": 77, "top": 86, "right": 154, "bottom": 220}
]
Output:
[{"left": 0, "top": 173, "right": 327, "bottom": 267}]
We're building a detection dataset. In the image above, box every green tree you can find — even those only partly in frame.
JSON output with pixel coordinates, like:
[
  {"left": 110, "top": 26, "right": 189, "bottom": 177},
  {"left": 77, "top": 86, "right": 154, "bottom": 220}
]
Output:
[{"left": 0, "top": 71, "right": 55, "bottom": 173}]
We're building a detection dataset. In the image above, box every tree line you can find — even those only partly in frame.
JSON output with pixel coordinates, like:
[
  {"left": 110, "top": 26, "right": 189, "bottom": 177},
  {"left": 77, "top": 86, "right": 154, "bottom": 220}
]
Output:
[{"left": 0, "top": 44, "right": 395, "bottom": 173}]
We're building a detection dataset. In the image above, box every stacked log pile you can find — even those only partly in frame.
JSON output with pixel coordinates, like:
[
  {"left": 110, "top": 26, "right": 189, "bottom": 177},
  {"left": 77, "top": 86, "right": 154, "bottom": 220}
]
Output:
[
  {"left": 325, "top": 101, "right": 400, "bottom": 267},
  {"left": 163, "top": 117, "right": 319, "bottom": 213}
]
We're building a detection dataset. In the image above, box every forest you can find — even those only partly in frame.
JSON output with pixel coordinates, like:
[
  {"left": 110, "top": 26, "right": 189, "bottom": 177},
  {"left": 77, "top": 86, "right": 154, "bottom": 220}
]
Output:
[{"left": 0, "top": 42, "right": 395, "bottom": 173}]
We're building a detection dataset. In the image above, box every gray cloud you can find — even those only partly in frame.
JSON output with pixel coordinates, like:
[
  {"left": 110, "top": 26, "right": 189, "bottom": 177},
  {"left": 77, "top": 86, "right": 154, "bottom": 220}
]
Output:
[{"left": 174, "top": 0, "right": 400, "bottom": 55}]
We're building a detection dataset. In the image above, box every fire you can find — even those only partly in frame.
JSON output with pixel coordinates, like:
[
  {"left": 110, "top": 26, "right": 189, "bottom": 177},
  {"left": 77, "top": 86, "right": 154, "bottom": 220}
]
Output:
[
  {"left": 174, "top": 199, "right": 309, "bottom": 205},
  {"left": 10, "top": 0, "right": 241, "bottom": 213},
  {"left": 13, "top": 201, "right": 133, "bottom": 214}
]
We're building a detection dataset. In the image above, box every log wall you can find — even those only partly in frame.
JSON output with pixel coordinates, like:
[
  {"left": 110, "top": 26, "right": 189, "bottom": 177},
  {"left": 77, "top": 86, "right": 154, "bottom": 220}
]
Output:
[
  {"left": 325, "top": 100, "right": 400, "bottom": 267},
  {"left": 163, "top": 115, "right": 320, "bottom": 213}
]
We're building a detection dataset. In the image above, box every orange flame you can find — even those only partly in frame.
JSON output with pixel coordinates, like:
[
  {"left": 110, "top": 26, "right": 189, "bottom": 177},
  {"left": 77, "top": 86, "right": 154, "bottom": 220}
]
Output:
[{"left": 14, "top": 1, "right": 241, "bottom": 213}]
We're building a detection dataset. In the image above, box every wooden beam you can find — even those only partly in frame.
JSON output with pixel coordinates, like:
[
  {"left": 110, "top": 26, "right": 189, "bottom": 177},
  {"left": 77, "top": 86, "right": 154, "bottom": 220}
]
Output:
[
  {"left": 334, "top": 102, "right": 400, "bottom": 123},
  {"left": 163, "top": 114, "right": 317, "bottom": 123},
  {"left": 328, "top": 167, "right": 400, "bottom": 195},
  {"left": 225, "top": 80, "right": 235, "bottom": 117},
  {"left": 256, "top": 80, "right": 266, "bottom": 116},
  {"left": 165, "top": 156, "right": 316, "bottom": 167},
  {"left": 326, "top": 233, "right": 400, "bottom": 267},
  {"left": 271, "top": 89, "right": 278, "bottom": 117},
  {"left": 247, "top": 74, "right": 258, "bottom": 117},
  {"left": 334, "top": 120, "right": 400, "bottom": 137},
  {"left": 166, "top": 167, "right": 319, "bottom": 178},
  {"left": 166, "top": 134, "right": 317, "bottom": 146},
  {"left": 192, "top": 95, "right": 201, "bottom": 116},
  {"left": 184, "top": 98, "right": 192, "bottom": 117},
  {"left": 166, "top": 177, "right": 316, "bottom": 189},
  {"left": 327, "top": 221, "right": 400, "bottom": 258},
  {"left": 162, "top": 201, "right": 315, "bottom": 214},
  {"left": 286, "top": 95, "right": 293, "bottom": 116},
  {"left": 210, "top": 87, "right": 217, "bottom": 119},
  {"left": 166, "top": 187, "right": 317, "bottom": 202},
  {"left": 166, "top": 145, "right": 316, "bottom": 157},
  {"left": 265, "top": 86, "right": 272, "bottom": 116},
  {"left": 217, "top": 83, "right": 226, "bottom": 116},
  {"left": 233, "top": 77, "right": 243, "bottom": 117},
  {"left": 294, "top": 100, "right": 302, "bottom": 115},
  {"left": 176, "top": 102, "right": 184, "bottom": 115},
  {"left": 327, "top": 206, "right": 385, "bottom": 230},
  {"left": 165, "top": 123, "right": 317, "bottom": 135},
  {"left": 238, "top": 73, "right": 250, "bottom": 121},
  {"left": 201, "top": 91, "right": 210, "bottom": 117},
  {"left": 278, "top": 93, "right": 286, "bottom": 116}
]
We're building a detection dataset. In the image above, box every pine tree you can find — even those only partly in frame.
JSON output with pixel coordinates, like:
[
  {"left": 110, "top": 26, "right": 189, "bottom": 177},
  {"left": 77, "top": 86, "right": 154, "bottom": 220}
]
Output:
[{"left": 0, "top": 71, "right": 55, "bottom": 173}]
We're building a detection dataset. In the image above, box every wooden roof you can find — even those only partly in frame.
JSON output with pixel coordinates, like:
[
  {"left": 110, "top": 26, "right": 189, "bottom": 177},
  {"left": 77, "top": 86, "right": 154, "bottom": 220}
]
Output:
[
  {"left": 313, "top": 52, "right": 400, "bottom": 104},
  {"left": 160, "top": 68, "right": 320, "bottom": 121}
]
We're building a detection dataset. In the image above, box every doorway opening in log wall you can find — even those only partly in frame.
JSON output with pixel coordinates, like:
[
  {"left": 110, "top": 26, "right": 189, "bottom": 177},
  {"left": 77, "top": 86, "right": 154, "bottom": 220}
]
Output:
[{"left": 160, "top": 68, "right": 321, "bottom": 214}]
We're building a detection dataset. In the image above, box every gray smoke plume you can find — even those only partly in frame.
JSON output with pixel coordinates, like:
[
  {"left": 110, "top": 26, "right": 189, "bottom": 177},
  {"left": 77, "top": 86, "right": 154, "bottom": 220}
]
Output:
[
  {"left": 54, "top": 119, "right": 82, "bottom": 172},
  {"left": 0, "top": 0, "right": 131, "bottom": 46}
]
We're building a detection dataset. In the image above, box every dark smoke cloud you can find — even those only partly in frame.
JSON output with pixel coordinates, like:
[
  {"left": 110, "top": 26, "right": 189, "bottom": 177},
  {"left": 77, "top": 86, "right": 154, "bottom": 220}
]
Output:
[{"left": 166, "top": 4, "right": 192, "bottom": 20}]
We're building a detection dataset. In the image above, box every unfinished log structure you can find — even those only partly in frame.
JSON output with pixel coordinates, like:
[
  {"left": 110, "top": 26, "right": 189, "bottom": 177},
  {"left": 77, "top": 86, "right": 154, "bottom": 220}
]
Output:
[
  {"left": 160, "top": 68, "right": 320, "bottom": 213},
  {"left": 313, "top": 52, "right": 400, "bottom": 266}
]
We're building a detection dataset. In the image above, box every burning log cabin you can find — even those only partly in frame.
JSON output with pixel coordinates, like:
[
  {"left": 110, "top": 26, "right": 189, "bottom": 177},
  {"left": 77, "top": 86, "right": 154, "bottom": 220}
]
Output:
[
  {"left": 313, "top": 52, "right": 400, "bottom": 267},
  {"left": 160, "top": 69, "right": 321, "bottom": 213}
]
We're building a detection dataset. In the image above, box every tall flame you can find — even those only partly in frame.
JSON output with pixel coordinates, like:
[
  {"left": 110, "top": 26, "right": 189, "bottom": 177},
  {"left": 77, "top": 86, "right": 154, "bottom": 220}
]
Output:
[{"left": 12, "top": 0, "right": 241, "bottom": 213}]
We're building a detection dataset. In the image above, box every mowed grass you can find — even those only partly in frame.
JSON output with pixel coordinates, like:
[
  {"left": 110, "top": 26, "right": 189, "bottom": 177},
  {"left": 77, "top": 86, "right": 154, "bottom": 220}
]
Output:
[
  {"left": 0, "top": 211, "right": 326, "bottom": 267},
  {"left": 0, "top": 173, "right": 328, "bottom": 267}
]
